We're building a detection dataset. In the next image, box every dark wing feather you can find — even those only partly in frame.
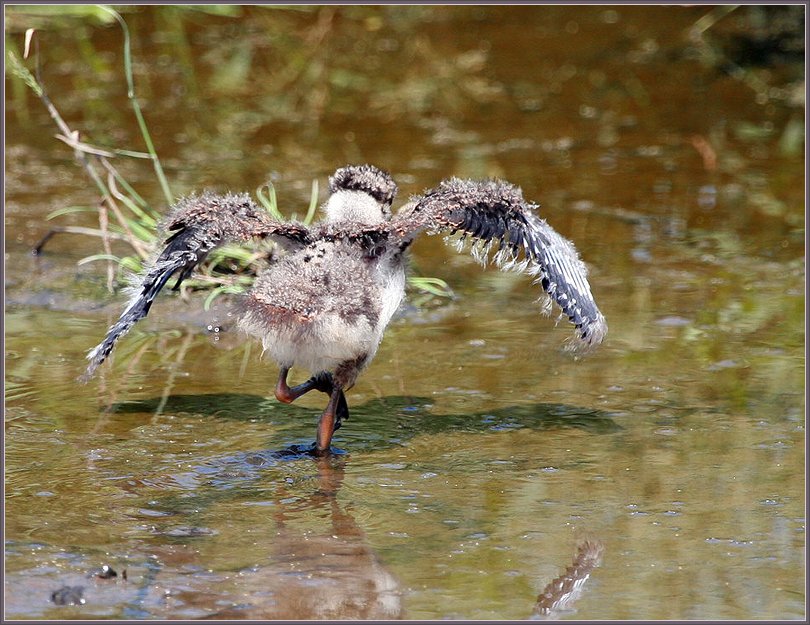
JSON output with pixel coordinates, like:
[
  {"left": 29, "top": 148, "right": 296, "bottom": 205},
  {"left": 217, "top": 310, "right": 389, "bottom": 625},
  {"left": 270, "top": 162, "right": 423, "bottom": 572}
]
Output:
[
  {"left": 81, "top": 191, "right": 311, "bottom": 380},
  {"left": 391, "top": 177, "right": 607, "bottom": 349}
]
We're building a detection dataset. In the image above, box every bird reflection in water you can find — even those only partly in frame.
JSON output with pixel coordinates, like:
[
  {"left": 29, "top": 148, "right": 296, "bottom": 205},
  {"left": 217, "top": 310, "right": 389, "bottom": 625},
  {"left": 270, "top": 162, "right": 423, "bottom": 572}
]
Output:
[
  {"left": 141, "top": 453, "right": 603, "bottom": 620},
  {"left": 174, "top": 455, "right": 404, "bottom": 620},
  {"left": 531, "top": 539, "right": 604, "bottom": 619},
  {"left": 39, "top": 450, "right": 603, "bottom": 619}
]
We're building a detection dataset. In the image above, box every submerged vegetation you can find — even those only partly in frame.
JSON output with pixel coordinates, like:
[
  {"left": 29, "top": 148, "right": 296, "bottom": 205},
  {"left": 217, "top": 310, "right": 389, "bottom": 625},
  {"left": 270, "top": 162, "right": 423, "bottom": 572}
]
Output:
[{"left": 7, "top": 6, "right": 453, "bottom": 307}]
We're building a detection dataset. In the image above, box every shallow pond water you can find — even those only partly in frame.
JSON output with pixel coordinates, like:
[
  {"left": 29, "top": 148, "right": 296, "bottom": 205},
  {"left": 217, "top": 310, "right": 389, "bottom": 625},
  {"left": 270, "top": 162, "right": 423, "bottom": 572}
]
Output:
[{"left": 5, "top": 5, "right": 805, "bottom": 620}]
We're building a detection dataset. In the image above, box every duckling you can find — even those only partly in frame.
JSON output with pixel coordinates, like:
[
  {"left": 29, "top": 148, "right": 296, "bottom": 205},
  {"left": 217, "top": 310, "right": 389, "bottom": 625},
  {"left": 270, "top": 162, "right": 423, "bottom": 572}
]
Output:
[{"left": 82, "top": 164, "right": 607, "bottom": 453}]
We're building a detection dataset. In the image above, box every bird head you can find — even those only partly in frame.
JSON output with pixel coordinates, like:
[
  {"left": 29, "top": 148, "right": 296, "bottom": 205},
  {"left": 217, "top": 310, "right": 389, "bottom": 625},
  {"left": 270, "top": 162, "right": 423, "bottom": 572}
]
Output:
[{"left": 324, "top": 164, "right": 398, "bottom": 225}]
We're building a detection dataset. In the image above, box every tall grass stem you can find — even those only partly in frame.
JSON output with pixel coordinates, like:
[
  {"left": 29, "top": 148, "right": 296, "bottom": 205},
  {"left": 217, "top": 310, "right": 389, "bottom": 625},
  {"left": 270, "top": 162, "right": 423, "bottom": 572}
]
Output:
[{"left": 99, "top": 5, "right": 174, "bottom": 206}]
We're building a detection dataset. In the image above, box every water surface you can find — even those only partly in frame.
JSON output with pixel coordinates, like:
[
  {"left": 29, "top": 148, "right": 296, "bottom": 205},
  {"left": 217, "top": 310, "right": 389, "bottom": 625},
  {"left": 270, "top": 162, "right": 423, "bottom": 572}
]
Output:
[{"left": 5, "top": 5, "right": 805, "bottom": 620}]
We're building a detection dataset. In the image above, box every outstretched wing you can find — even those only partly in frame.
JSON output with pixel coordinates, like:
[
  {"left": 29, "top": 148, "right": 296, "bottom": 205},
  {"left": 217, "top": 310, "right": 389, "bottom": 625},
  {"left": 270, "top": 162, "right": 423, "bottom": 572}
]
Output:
[
  {"left": 81, "top": 191, "right": 311, "bottom": 380},
  {"left": 390, "top": 177, "right": 607, "bottom": 349}
]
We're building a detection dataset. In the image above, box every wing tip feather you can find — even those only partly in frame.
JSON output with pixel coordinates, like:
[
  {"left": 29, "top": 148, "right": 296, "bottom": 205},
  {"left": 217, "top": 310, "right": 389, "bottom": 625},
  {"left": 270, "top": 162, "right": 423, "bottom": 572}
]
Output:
[{"left": 565, "top": 312, "right": 608, "bottom": 353}]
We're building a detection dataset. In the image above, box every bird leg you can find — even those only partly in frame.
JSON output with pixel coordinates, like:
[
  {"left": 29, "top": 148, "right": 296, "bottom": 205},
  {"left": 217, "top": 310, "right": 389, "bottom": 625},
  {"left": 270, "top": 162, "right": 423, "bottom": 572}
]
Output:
[
  {"left": 275, "top": 367, "right": 331, "bottom": 403},
  {"left": 315, "top": 386, "right": 346, "bottom": 454},
  {"left": 275, "top": 367, "right": 350, "bottom": 453}
]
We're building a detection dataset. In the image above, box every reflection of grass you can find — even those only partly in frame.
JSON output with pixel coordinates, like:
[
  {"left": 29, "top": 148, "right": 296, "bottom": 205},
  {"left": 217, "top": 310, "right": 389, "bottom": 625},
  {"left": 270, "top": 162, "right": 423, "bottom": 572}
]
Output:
[
  {"left": 8, "top": 7, "right": 452, "bottom": 307},
  {"left": 687, "top": 5, "right": 804, "bottom": 158}
]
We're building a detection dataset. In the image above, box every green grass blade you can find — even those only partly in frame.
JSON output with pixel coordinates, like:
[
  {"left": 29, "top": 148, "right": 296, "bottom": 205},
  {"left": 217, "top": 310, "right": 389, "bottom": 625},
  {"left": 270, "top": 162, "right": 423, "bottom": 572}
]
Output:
[
  {"left": 107, "top": 166, "right": 150, "bottom": 211},
  {"left": 203, "top": 283, "right": 248, "bottom": 310},
  {"left": 257, "top": 182, "right": 284, "bottom": 220},
  {"left": 46, "top": 205, "right": 97, "bottom": 220},
  {"left": 124, "top": 218, "right": 159, "bottom": 243},
  {"left": 407, "top": 276, "right": 454, "bottom": 298},
  {"left": 97, "top": 5, "right": 173, "bottom": 206},
  {"left": 78, "top": 253, "right": 121, "bottom": 265},
  {"left": 303, "top": 178, "right": 319, "bottom": 224},
  {"left": 119, "top": 255, "right": 143, "bottom": 273}
]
